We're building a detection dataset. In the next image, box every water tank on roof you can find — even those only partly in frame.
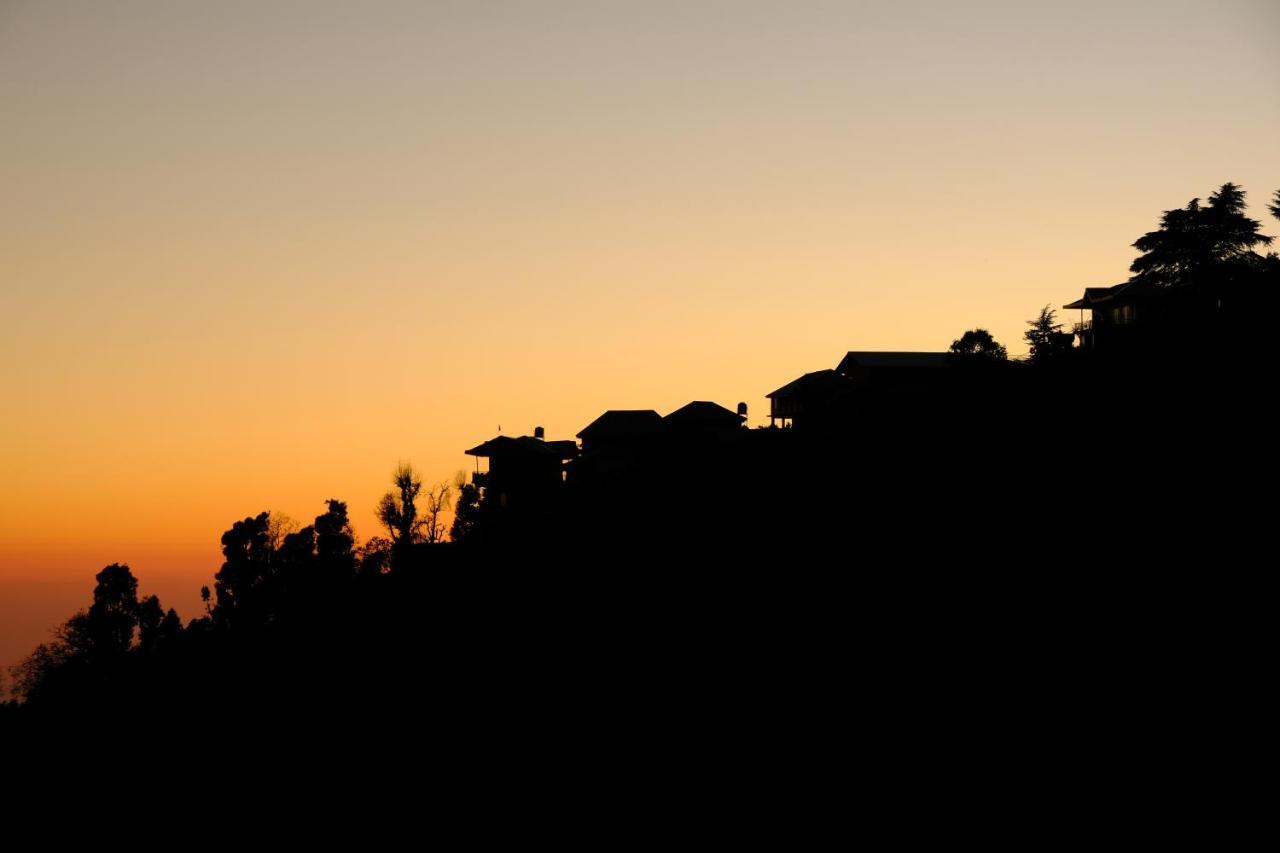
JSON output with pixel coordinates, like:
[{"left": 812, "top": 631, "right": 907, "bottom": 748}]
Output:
[
  {"left": 736, "top": 402, "right": 748, "bottom": 418},
  {"left": 534, "top": 426, "right": 545, "bottom": 440}
]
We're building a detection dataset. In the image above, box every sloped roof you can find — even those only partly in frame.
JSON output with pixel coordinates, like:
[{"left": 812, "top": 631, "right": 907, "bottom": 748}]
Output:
[
  {"left": 663, "top": 401, "right": 744, "bottom": 430},
  {"left": 465, "top": 435, "right": 578, "bottom": 459},
  {"left": 766, "top": 369, "right": 854, "bottom": 400},
  {"left": 837, "top": 352, "right": 951, "bottom": 373},
  {"left": 1064, "top": 284, "right": 1122, "bottom": 309},
  {"left": 576, "top": 410, "right": 664, "bottom": 441}
]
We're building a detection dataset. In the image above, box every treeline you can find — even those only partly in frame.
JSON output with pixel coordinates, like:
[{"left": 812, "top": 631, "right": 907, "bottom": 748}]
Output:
[{"left": 1, "top": 481, "right": 498, "bottom": 721}]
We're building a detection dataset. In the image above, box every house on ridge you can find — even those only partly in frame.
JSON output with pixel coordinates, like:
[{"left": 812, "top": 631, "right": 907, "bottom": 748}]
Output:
[{"left": 465, "top": 429, "right": 577, "bottom": 508}]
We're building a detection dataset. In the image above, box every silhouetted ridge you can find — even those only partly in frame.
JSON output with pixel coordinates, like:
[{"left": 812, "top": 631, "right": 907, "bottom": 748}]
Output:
[{"left": 5, "top": 181, "right": 1276, "bottom": 733}]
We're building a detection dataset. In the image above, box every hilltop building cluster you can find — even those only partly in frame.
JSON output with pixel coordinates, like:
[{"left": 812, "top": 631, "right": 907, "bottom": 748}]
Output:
[
  {"left": 464, "top": 350, "right": 1020, "bottom": 511},
  {"left": 462, "top": 264, "right": 1274, "bottom": 524}
]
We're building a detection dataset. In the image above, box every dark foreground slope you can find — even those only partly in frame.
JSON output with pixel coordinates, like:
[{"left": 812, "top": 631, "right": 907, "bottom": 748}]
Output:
[{"left": 5, "top": 356, "right": 1269, "bottom": 761}]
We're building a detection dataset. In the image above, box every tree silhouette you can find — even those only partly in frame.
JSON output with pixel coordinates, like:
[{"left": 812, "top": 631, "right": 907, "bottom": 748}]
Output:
[
  {"left": 86, "top": 563, "right": 141, "bottom": 657},
  {"left": 357, "top": 536, "right": 394, "bottom": 576},
  {"left": 266, "top": 512, "right": 300, "bottom": 551},
  {"left": 9, "top": 639, "right": 72, "bottom": 704},
  {"left": 137, "top": 594, "right": 164, "bottom": 650},
  {"left": 137, "top": 594, "right": 183, "bottom": 653},
  {"left": 1024, "top": 306, "right": 1074, "bottom": 365},
  {"left": 450, "top": 472, "right": 483, "bottom": 545},
  {"left": 213, "top": 512, "right": 274, "bottom": 630},
  {"left": 275, "top": 523, "right": 318, "bottom": 601},
  {"left": 8, "top": 563, "right": 163, "bottom": 704},
  {"left": 315, "top": 499, "right": 357, "bottom": 582},
  {"left": 377, "top": 462, "right": 425, "bottom": 548},
  {"left": 420, "top": 481, "right": 453, "bottom": 545},
  {"left": 949, "top": 329, "right": 1008, "bottom": 363},
  {"left": 1130, "top": 183, "right": 1274, "bottom": 287},
  {"left": 1270, "top": 190, "right": 1280, "bottom": 223}
]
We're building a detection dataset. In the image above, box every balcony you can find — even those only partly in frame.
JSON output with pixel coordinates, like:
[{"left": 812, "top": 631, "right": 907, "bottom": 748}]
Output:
[{"left": 1072, "top": 321, "right": 1094, "bottom": 351}]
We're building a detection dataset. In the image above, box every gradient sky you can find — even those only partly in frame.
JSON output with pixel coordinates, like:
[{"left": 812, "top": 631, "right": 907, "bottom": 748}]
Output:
[{"left": 2, "top": 0, "right": 1278, "bottom": 681}]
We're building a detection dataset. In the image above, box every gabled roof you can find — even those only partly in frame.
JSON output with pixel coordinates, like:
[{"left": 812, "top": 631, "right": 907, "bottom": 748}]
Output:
[
  {"left": 576, "top": 410, "right": 664, "bottom": 441},
  {"left": 836, "top": 352, "right": 951, "bottom": 373},
  {"left": 1063, "top": 284, "right": 1124, "bottom": 309},
  {"left": 466, "top": 435, "right": 578, "bottom": 459},
  {"left": 663, "top": 401, "right": 744, "bottom": 430},
  {"left": 1063, "top": 280, "right": 1164, "bottom": 310},
  {"left": 766, "top": 369, "right": 854, "bottom": 400}
]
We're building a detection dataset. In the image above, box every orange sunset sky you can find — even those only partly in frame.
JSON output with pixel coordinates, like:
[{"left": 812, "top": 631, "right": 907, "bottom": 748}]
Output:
[{"left": 2, "top": 1, "right": 1278, "bottom": 679}]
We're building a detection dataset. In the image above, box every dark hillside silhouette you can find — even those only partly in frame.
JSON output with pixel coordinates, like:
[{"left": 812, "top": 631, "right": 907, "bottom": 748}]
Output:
[{"left": 5, "top": 182, "right": 1277, "bottom": 742}]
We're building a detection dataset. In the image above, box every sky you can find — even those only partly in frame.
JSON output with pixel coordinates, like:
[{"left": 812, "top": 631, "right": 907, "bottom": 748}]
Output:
[{"left": 2, "top": 0, "right": 1278, "bottom": 683}]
